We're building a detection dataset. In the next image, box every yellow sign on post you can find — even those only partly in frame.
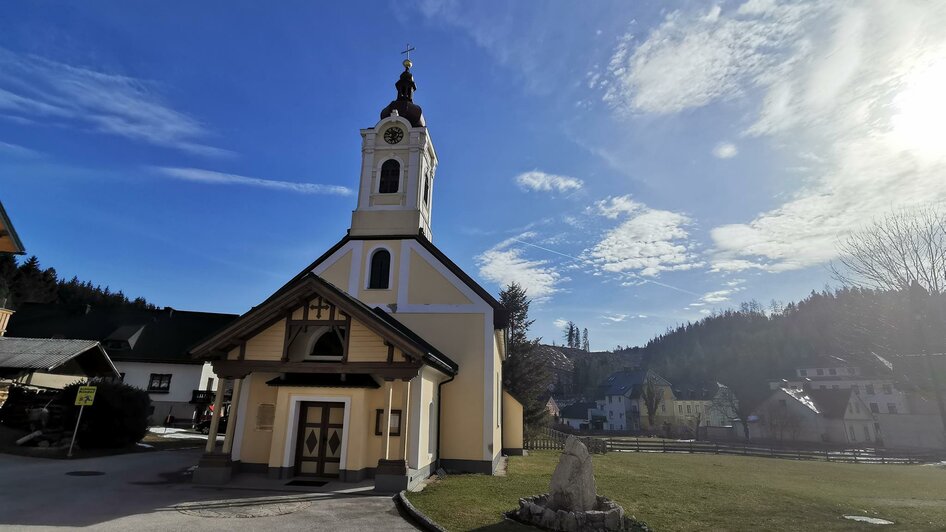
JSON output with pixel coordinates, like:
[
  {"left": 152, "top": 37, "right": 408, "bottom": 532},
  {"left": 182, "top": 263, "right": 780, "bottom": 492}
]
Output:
[{"left": 75, "top": 386, "right": 97, "bottom": 406}]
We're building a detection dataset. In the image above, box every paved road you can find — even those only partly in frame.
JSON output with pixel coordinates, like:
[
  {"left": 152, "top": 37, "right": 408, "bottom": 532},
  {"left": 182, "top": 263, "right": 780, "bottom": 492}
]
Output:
[{"left": 0, "top": 449, "right": 418, "bottom": 531}]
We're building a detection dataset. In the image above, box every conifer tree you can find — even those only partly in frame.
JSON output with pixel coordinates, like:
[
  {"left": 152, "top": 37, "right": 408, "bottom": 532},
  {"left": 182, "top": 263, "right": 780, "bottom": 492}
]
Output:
[
  {"left": 582, "top": 328, "right": 590, "bottom": 351},
  {"left": 500, "top": 282, "right": 550, "bottom": 437}
]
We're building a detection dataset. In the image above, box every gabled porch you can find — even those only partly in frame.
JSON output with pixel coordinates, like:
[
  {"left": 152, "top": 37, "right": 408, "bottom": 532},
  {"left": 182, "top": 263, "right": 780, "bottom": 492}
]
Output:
[{"left": 189, "top": 274, "right": 457, "bottom": 492}]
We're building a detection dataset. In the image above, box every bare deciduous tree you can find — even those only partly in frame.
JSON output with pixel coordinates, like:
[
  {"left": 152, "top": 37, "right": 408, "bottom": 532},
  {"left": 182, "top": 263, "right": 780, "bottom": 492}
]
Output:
[{"left": 832, "top": 207, "right": 946, "bottom": 294}]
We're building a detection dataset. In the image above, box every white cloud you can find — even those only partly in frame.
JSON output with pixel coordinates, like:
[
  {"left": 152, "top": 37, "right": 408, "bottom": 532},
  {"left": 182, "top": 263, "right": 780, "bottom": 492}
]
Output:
[
  {"left": 152, "top": 167, "right": 352, "bottom": 196},
  {"left": 476, "top": 234, "right": 564, "bottom": 300},
  {"left": 601, "top": 313, "right": 628, "bottom": 322},
  {"left": 553, "top": 318, "right": 569, "bottom": 329},
  {"left": 584, "top": 195, "right": 702, "bottom": 277},
  {"left": 700, "top": 289, "right": 735, "bottom": 304},
  {"left": 607, "top": 1, "right": 946, "bottom": 273},
  {"left": 0, "top": 47, "right": 229, "bottom": 156},
  {"left": 603, "top": 2, "right": 816, "bottom": 114},
  {"left": 713, "top": 142, "right": 738, "bottom": 159},
  {"left": 515, "top": 170, "right": 583, "bottom": 193}
]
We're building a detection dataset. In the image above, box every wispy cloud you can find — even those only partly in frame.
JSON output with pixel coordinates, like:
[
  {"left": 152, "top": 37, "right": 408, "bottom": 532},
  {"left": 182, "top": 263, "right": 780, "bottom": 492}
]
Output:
[
  {"left": 602, "top": 313, "right": 629, "bottom": 322},
  {"left": 584, "top": 195, "right": 702, "bottom": 277},
  {"left": 515, "top": 170, "right": 583, "bottom": 193},
  {"left": 0, "top": 47, "right": 230, "bottom": 156},
  {"left": 712, "top": 141, "right": 738, "bottom": 159},
  {"left": 476, "top": 232, "right": 564, "bottom": 300},
  {"left": 0, "top": 140, "right": 42, "bottom": 158},
  {"left": 606, "top": 1, "right": 946, "bottom": 274},
  {"left": 152, "top": 167, "right": 353, "bottom": 196}
]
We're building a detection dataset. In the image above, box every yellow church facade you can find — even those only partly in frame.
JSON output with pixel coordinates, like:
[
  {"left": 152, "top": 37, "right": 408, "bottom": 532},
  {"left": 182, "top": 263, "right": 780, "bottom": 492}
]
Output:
[{"left": 190, "top": 59, "right": 523, "bottom": 491}]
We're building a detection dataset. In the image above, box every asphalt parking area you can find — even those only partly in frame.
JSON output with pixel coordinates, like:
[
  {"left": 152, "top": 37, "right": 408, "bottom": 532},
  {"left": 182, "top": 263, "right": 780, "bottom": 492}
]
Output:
[{"left": 0, "top": 448, "right": 418, "bottom": 531}]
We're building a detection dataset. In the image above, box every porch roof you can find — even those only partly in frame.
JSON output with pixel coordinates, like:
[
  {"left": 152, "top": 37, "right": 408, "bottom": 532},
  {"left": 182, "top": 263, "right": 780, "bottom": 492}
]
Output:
[
  {"left": 190, "top": 273, "right": 458, "bottom": 376},
  {"left": 265, "top": 373, "right": 380, "bottom": 388}
]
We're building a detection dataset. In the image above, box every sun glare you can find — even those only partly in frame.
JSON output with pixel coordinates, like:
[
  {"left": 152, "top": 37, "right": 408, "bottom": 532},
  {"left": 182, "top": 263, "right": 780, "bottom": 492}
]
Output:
[{"left": 891, "top": 56, "right": 946, "bottom": 161}]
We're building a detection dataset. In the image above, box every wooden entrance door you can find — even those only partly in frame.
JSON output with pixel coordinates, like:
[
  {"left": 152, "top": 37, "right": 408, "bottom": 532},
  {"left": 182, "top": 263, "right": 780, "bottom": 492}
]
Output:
[{"left": 295, "top": 402, "right": 345, "bottom": 477}]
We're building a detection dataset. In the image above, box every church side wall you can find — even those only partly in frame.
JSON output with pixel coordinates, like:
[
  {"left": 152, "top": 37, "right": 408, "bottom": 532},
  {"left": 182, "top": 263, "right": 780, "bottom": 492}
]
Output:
[{"left": 393, "top": 312, "right": 486, "bottom": 466}]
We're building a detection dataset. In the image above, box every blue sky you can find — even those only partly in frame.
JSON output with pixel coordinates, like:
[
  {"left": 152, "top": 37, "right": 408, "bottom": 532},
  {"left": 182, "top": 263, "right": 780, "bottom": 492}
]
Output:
[{"left": 2, "top": 1, "right": 945, "bottom": 349}]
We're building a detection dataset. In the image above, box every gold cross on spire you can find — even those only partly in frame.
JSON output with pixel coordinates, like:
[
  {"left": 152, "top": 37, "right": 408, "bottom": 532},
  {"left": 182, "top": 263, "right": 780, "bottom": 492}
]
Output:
[{"left": 401, "top": 43, "right": 416, "bottom": 69}]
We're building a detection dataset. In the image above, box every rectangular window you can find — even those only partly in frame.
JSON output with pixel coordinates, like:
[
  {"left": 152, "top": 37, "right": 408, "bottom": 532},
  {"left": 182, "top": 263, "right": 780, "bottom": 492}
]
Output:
[
  {"left": 678, "top": 405, "right": 683, "bottom": 414},
  {"left": 832, "top": 385, "right": 839, "bottom": 390},
  {"left": 817, "top": 368, "right": 824, "bottom": 376},
  {"left": 428, "top": 401, "right": 436, "bottom": 454},
  {"left": 829, "top": 368, "right": 837, "bottom": 375},
  {"left": 661, "top": 403, "right": 666, "bottom": 413},
  {"left": 882, "top": 384, "right": 892, "bottom": 395},
  {"left": 848, "top": 425, "right": 856, "bottom": 441},
  {"left": 863, "top": 426, "right": 871, "bottom": 441},
  {"left": 866, "top": 384, "right": 875, "bottom": 395},
  {"left": 887, "top": 403, "right": 898, "bottom": 414},
  {"left": 869, "top": 403, "right": 880, "bottom": 414},
  {"left": 609, "top": 396, "right": 613, "bottom": 403},
  {"left": 256, "top": 404, "right": 275, "bottom": 431},
  {"left": 375, "top": 409, "right": 402, "bottom": 436},
  {"left": 686, "top": 405, "right": 691, "bottom": 414},
  {"left": 147, "top": 373, "right": 172, "bottom": 392},
  {"left": 799, "top": 369, "right": 807, "bottom": 377}
]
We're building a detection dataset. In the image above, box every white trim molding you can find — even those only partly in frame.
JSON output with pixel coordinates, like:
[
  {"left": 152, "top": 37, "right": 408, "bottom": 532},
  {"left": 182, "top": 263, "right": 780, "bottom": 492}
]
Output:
[{"left": 281, "top": 395, "right": 352, "bottom": 471}]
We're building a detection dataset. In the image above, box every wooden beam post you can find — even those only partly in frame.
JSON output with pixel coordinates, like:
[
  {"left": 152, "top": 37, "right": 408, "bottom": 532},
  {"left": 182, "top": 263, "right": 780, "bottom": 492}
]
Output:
[
  {"left": 383, "top": 380, "right": 394, "bottom": 460},
  {"left": 205, "top": 378, "right": 227, "bottom": 453},
  {"left": 221, "top": 377, "right": 243, "bottom": 455}
]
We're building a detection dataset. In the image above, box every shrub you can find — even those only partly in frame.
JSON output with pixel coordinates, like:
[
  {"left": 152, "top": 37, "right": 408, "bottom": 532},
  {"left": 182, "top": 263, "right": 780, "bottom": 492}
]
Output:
[{"left": 57, "top": 379, "right": 151, "bottom": 448}]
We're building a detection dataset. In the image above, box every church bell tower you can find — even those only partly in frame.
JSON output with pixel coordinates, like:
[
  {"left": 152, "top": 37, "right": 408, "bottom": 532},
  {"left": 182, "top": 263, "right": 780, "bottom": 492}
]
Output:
[{"left": 350, "top": 55, "right": 437, "bottom": 240}]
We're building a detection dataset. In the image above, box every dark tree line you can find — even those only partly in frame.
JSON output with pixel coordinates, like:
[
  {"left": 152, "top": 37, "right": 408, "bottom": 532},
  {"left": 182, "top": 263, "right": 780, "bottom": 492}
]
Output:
[{"left": 0, "top": 254, "right": 153, "bottom": 310}]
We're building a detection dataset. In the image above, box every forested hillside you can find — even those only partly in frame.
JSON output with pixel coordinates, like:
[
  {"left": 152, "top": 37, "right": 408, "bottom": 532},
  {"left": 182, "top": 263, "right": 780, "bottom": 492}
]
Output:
[
  {"left": 642, "top": 284, "right": 946, "bottom": 409},
  {"left": 0, "top": 254, "right": 153, "bottom": 310}
]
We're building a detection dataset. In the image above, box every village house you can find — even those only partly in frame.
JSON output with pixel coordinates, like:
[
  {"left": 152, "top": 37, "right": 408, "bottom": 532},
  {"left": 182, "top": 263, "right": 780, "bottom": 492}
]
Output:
[
  {"left": 6, "top": 302, "right": 237, "bottom": 425},
  {"left": 599, "top": 369, "right": 674, "bottom": 431},
  {"left": 772, "top": 354, "right": 908, "bottom": 415},
  {"left": 749, "top": 386, "right": 877, "bottom": 444},
  {"left": 189, "top": 59, "right": 523, "bottom": 492},
  {"left": 671, "top": 381, "right": 738, "bottom": 437},
  {"left": 0, "top": 199, "right": 25, "bottom": 256}
]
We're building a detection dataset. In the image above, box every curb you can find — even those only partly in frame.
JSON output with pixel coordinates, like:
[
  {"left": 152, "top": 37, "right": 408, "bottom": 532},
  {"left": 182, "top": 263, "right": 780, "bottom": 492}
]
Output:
[{"left": 394, "top": 490, "right": 448, "bottom": 532}]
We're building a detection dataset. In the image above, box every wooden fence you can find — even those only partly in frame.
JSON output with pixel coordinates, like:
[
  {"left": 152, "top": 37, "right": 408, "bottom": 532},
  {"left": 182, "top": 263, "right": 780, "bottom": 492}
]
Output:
[
  {"left": 525, "top": 427, "right": 609, "bottom": 454},
  {"left": 525, "top": 429, "right": 945, "bottom": 464},
  {"left": 605, "top": 438, "right": 945, "bottom": 464}
]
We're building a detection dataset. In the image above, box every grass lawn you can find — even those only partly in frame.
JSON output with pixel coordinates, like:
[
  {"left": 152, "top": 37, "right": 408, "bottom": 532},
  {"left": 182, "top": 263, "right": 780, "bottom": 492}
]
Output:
[{"left": 406, "top": 451, "right": 946, "bottom": 531}]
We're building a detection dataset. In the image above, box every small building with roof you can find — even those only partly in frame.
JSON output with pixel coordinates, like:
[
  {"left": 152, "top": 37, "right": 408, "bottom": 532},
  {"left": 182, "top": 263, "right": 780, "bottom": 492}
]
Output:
[{"left": 750, "top": 386, "right": 876, "bottom": 444}]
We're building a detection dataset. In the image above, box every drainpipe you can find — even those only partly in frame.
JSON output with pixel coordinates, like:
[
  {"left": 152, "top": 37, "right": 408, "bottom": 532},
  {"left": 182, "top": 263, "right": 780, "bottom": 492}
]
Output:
[{"left": 434, "top": 374, "right": 456, "bottom": 471}]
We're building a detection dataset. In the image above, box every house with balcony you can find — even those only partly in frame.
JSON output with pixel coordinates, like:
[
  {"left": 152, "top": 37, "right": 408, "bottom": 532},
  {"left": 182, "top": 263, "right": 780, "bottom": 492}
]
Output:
[{"left": 6, "top": 302, "right": 237, "bottom": 424}]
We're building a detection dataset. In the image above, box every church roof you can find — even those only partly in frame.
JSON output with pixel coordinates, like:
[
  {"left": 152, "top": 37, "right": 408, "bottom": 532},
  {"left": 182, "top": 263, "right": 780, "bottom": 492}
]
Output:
[
  {"left": 379, "top": 63, "right": 424, "bottom": 127},
  {"left": 270, "top": 233, "right": 508, "bottom": 329}
]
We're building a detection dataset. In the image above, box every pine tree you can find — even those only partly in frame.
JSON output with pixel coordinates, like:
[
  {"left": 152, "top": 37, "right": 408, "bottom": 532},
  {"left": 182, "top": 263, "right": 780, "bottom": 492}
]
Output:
[
  {"left": 582, "top": 328, "right": 590, "bottom": 351},
  {"left": 500, "top": 282, "right": 551, "bottom": 437}
]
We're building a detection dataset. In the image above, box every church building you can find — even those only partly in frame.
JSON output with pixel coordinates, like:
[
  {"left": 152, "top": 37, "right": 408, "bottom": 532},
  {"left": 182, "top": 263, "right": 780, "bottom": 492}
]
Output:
[{"left": 190, "top": 56, "right": 524, "bottom": 491}]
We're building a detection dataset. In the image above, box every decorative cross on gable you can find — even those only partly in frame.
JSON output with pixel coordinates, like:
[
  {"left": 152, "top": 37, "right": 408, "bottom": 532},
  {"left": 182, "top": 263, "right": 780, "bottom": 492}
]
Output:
[{"left": 310, "top": 297, "right": 332, "bottom": 319}]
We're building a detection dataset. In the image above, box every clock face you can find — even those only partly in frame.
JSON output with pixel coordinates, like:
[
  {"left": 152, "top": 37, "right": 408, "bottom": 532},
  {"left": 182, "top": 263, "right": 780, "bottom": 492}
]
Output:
[{"left": 384, "top": 127, "right": 404, "bottom": 144}]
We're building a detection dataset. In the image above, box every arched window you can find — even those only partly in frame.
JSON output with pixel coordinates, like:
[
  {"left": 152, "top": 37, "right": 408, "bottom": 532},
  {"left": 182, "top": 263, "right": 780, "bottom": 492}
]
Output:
[
  {"left": 379, "top": 159, "right": 400, "bottom": 193},
  {"left": 309, "top": 330, "right": 344, "bottom": 359},
  {"left": 368, "top": 249, "right": 391, "bottom": 289}
]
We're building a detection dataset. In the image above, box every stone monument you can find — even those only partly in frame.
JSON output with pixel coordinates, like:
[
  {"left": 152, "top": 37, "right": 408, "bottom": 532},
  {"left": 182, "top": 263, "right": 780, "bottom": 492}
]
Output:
[{"left": 510, "top": 435, "right": 649, "bottom": 531}]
